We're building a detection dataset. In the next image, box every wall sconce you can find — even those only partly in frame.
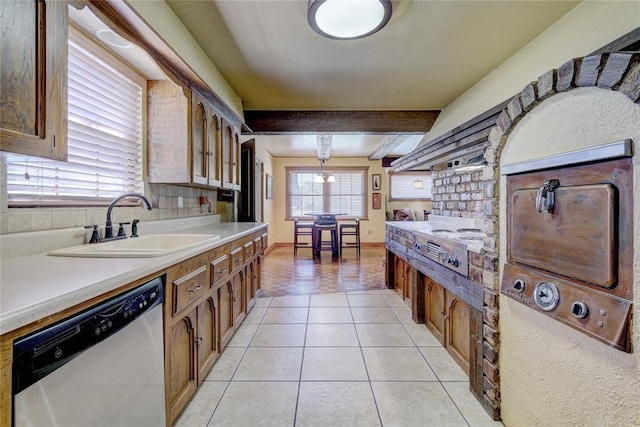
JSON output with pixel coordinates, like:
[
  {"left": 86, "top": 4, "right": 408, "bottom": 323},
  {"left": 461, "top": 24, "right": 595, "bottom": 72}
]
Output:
[
  {"left": 307, "top": 0, "right": 393, "bottom": 40},
  {"left": 413, "top": 179, "right": 424, "bottom": 189}
]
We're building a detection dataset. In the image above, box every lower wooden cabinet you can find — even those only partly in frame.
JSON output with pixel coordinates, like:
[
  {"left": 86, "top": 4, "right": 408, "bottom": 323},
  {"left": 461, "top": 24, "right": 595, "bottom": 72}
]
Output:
[
  {"left": 392, "top": 255, "right": 414, "bottom": 305},
  {"left": 165, "top": 228, "right": 266, "bottom": 425},
  {"left": 196, "top": 297, "right": 219, "bottom": 382},
  {"left": 233, "top": 272, "right": 246, "bottom": 326},
  {"left": 424, "top": 278, "right": 446, "bottom": 344},
  {"left": 218, "top": 273, "right": 246, "bottom": 351},
  {"left": 217, "top": 280, "right": 235, "bottom": 350},
  {"left": 167, "top": 309, "right": 197, "bottom": 418},
  {"left": 245, "top": 256, "right": 261, "bottom": 311},
  {"left": 424, "top": 278, "right": 471, "bottom": 375},
  {"left": 166, "top": 294, "right": 221, "bottom": 420}
]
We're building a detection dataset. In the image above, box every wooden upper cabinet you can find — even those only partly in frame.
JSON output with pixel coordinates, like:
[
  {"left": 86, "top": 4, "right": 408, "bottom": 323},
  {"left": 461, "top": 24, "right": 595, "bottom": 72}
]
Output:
[
  {"left": 147, "top": 80, "right": 190, "bottom": 183},
  {"left": 221, "top": 117, "right": 241, "bottom": 191},
  {"left": 0, "top": 0, "right": 68, "bottom": 161},
  {"left": 191, "top": 94, "right": 208, "bottom": 185},
  {"left": 147, "top": 81, "right": 225, "bottom": 189},
  {"left": 208, "top": 111, "right": 222, "bottom": 188}
]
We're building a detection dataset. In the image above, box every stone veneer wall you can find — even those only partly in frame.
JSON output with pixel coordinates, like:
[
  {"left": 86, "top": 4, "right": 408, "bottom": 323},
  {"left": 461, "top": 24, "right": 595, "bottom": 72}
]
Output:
[
  {"left": 430, "top": 52, "right": 640, "bottom": 419},
  {"left": 431, "top": 166, "right": 500, "bottom": 418}
]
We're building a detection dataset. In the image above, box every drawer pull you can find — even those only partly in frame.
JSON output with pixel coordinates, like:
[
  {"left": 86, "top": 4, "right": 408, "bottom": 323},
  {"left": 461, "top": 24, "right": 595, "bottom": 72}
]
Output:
[
  {"left": 217, "top": 267, "right": 227, "bottom": 274},
  {"left": 233, "top": 297, "right": 238, "bottom": 302},
  {"left": 188, "top": 284, "right": 203, "bottom": 293}
]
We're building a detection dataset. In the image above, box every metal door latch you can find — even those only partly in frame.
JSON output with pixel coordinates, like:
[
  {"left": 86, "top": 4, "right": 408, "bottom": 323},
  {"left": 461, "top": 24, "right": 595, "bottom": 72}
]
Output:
[{"left": 535, "top": 179, "right": 560, "bottom": 213}]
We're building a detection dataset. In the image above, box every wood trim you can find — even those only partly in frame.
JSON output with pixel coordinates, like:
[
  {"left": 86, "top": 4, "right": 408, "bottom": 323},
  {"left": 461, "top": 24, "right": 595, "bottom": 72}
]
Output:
[
  {"left": 243, "top": 110, "right": 440, "bottom": 134},
  {"left": 391, "top": 105, "right": 506, "bottom": 171},
  {"left": 368, "top": 135, "right": 415, "bottom": 160}
]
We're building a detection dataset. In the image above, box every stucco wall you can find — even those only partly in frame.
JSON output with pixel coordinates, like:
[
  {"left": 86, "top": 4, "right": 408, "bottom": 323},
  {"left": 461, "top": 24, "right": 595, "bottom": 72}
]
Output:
[
  {"left": 426, "top": 1, "right": 639, "bottom": 142},
  {"left": 127, "top": 0, "right": 244, "bottom": 119},
  {"left": 255, "top": 144, "right": 275, "bottom": 246},
  {"left": 499, "top": 88, "right": 640, "bottom": 426}
]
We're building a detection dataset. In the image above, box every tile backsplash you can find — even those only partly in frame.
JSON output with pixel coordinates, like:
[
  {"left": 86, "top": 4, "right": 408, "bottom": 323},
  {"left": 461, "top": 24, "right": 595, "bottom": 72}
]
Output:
[{"left": 0, "top": 183, "right": 217, "bottom": 235}]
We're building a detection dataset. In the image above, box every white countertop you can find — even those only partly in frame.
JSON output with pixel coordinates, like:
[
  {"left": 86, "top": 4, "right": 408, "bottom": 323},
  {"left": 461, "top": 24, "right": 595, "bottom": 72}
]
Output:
[
  {"left": 385, "top": 220, "right": 485, "bottom": 253},
  {"left": 0, "top": 222, "right": 267, "bottom": 335}
]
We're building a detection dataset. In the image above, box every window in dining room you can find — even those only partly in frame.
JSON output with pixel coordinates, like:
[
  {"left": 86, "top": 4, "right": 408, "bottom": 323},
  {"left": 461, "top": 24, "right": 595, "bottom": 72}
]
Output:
[{"left": 286, "top": 167, "right": 368, "bottom": 219}]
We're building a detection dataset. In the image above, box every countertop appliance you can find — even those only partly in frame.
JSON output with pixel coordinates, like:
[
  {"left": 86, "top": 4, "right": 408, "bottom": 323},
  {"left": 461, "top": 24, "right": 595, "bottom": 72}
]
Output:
[
  {"left": 500, "top": 139, "right": 634, "bottom": 352},
  {"left": 410, "top": 215, "right": 486, "bottom": 278},
  {"left": 13, "top": 276, "right": 165, "bottom": 426}
]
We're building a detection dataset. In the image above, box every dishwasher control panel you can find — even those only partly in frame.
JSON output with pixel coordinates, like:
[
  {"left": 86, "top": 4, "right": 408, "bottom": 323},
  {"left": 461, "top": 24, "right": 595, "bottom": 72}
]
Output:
[{"left": 13, "top": 276, "right": 165, "bottom": 394}]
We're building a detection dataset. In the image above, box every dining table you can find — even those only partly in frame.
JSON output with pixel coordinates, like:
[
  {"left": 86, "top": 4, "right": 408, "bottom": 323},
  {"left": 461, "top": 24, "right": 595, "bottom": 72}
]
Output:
[
  {"left": 303, "top": 212, "right": 347, "bottom": 223},
  {"left": 303, "top": 213, "right": 347, "bottom": 259}
]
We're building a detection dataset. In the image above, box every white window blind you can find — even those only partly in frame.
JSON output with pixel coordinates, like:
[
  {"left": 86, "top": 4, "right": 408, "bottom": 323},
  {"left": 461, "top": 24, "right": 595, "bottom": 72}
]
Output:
[
  {"left": 287, "top": 168, "right": 367, "bottom": 218},
  {"left": 6, "top": 27, "right": 144, "bottom": 206}
]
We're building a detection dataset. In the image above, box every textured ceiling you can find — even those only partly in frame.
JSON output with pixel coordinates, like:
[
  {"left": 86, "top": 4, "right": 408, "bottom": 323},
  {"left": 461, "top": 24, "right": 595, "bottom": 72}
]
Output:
[{"left": 164, "top": 1, "right": 581, "bottom": 158}]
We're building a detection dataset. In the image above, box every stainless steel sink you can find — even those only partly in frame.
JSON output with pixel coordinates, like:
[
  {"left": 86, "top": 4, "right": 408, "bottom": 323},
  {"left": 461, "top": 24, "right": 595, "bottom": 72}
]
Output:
[{"left": 48, "top": 234, "right": 220, "bottom": 258}]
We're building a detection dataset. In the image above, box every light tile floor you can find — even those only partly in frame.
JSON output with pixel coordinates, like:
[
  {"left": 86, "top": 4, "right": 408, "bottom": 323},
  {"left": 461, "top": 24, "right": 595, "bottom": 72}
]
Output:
[{"left": 176, "top": 290, "right": 503, "bottom": 427}]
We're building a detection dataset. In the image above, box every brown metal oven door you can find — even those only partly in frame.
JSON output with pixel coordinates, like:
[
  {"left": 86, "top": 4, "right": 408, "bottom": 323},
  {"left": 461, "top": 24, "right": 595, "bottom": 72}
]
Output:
[{"left": 509, "top": 184, "right": 616, "bottom": 288}]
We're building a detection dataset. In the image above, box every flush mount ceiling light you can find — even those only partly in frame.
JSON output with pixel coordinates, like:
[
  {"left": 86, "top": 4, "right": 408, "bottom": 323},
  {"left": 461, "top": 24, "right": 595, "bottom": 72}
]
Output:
[{"left": 308, "top": 0, "right": 393, "bottom": 40}]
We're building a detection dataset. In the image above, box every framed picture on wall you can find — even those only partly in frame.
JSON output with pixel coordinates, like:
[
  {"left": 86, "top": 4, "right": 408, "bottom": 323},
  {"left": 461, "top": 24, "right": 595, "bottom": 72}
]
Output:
[
  {"left": 372, "top": 192, "right": 381, "bottom": 209},
  {"left": 372, "top": 174, "right": 381, "bottom": 191},
  {"left": 266, "top": 174, "right": 273, "bottom": 199}
]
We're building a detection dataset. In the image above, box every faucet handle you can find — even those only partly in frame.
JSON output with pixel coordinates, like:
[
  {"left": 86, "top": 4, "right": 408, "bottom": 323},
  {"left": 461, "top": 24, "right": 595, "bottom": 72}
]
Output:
[
  {"left": 84, "top": 225, "right": 101, "bottom": 244},
  {"left": 131, "top": 219, "right": 140, "bottom": 238},
  {"left": 117, "top": 222, "right": 131, "bottom": 237}
]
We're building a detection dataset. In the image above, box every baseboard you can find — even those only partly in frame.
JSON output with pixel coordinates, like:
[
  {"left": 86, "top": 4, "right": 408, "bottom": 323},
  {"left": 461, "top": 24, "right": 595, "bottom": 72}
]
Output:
[{"left": 273, "top": 242, "right": 385, "bottom": 247}]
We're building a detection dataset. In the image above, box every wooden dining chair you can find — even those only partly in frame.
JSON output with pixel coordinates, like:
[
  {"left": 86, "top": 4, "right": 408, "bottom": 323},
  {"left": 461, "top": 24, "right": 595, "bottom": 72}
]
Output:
[
  {"left": 339, "top": 218, "right": 361, "bottom": 258},
  {"left": 293, "top": 218, "right": 315, "bottom": 256},
  {"left": 313, "top": 219, "right": 339, "bottom": 260}
]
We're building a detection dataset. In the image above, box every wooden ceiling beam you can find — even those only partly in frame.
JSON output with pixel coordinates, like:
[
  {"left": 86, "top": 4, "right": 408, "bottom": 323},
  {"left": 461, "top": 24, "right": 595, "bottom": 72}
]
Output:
[
  {"left": 243, "top": 110, "right": 440, "bottom": 134},
  {"left": 368, "top": 134, "right": 414, "bottom": 160}
]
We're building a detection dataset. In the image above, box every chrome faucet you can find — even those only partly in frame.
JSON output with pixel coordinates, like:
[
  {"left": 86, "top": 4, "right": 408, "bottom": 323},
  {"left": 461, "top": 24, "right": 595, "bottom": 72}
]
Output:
[{"left": 104, "top": 192, "right": 152, "bottom": 239}]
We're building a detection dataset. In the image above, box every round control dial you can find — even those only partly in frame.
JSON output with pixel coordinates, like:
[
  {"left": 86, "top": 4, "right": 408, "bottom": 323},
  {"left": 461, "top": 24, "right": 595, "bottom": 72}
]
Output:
[{"left": 534, "top": 281, "right": 560, "bottom": 311}]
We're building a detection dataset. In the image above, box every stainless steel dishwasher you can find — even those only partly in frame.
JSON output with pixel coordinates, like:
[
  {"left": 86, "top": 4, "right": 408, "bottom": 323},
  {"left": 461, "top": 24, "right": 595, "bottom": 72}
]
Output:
[{"left": 12, "top": 276, "right": 166, "bottom": 426}]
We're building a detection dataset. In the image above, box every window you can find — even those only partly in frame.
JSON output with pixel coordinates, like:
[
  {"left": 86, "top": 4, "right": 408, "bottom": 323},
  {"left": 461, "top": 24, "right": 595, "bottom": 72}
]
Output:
[
  {"left": 287, "top": 167, "right": 368, "bottom": 218},
  {"left": 389, "top": 172, "right": 432, "bottom": 201},
  {"left": 6, "top": 26, "right": 145, "bottom": 206}
]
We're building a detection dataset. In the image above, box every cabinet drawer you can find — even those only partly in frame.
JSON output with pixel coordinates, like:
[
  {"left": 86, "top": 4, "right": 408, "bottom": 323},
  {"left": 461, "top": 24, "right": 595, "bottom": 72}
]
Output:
[
  {"left": 254, "top": 236, "right": 263, "bottom": 253},
  {"left": 211, "top": 255, "right": 229, "bottom": 287},
  {"left": 173, "top": 265, "right": 208, "bottom": 315},
  {"left": 230, "top": 247, "right": 243, "bottom": 273},
  {"left": 244, "top": 241, "right": 255, "bottom": 260},
  {"left": 261, "top": 232, "right": 268, "bottom": 249}
]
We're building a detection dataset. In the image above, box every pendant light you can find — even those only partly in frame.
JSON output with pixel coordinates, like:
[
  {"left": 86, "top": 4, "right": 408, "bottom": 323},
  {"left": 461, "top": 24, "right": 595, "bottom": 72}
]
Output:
[
  {"left": 308, "top": 0, "right": 393, "bottom": 40},
  {"left": 315, "top": 159, "right": 336, "bottom": 183}
]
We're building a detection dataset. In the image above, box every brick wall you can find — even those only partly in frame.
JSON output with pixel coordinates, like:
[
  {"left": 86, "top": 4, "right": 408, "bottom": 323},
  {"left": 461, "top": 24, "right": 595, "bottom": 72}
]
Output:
[
  {"left": 431, "top": 166, "right": 501, "bottom": 419},
  {"left": 430, "top": 170, "right": 485, "bottom": 218}
]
